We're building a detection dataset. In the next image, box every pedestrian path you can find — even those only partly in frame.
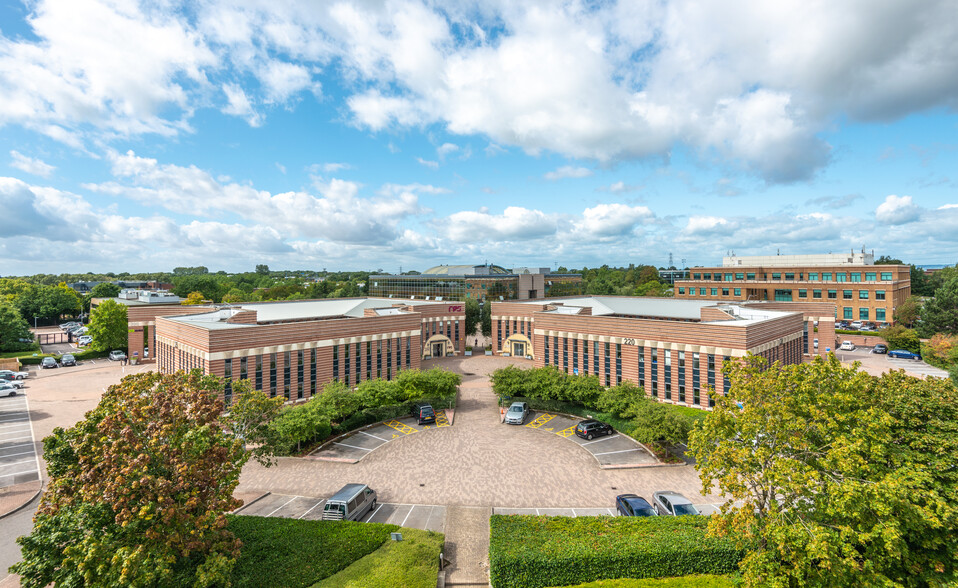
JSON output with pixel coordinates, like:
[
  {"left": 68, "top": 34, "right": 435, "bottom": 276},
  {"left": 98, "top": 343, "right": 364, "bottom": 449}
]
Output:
[{"left": 0, "top": 394, "right": 40, "bottom": 489}]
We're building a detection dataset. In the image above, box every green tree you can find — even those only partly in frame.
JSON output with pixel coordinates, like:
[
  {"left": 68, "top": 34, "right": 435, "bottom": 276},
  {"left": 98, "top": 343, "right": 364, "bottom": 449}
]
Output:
[
  {"left": 875, "top": 255, "right": 904, "bottom": 264},
  {"left": 182, "top": 291, "right": 207, "bottom": 305},
  {"left": 464, "top": 298, "right": 480, "bottom": 341},
  {"left": 894, "top": 295, "right": 921, "bottom": 328},
  {"left": 87, "top": 299, "right": 128, "bottom": 352},
  {"left": 89, "top": 282, "right": 121, "bottom": 299},
  {"left": 879, "top": 325, "right": 922, "bottom": 353},
  {"left": 255, "top": 264, "right": 270, "bottom": 275},
  {"left": 224, "top": 380, "right": 285, "bottom": 466},
  {"left": 480, "top": 301, "right": 492, "bottom": 337},
  {"left": 12, "top": 371, "right": 247, "bottom": 587},
  {"left": 689, "top": 355, "right": 958, "bottom": 587},
  {"left": 918, "top": 276, "right": 958, "bottom": 337},
  {"left": 15, "top": 284, "right": 82, "bottom": 324},
  {"left": 0, "top": 303, "right": 33, "bottom": 351}
]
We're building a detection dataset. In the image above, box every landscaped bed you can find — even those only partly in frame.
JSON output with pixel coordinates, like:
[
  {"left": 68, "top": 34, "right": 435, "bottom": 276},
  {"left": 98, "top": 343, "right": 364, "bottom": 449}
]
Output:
[
  {"left": 553, "top": 575, "right": 736, "bottom": 588},
  {"left": 314, "top": 527, "right": 445, "bottom": 588}
]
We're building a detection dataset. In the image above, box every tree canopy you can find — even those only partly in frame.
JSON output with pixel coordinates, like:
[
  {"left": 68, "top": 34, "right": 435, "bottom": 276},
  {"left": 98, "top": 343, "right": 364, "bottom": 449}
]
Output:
[
  {"left": 0, "top": 303, "right": 33, "bottom": 351},
  {"left": 918, "top": 276, "right": 958, "bottom": 337},
  {"left": 13, "top": 371, "right": 248, "bottom": 587},
  {"left": 689, "top": 355, "right": 958, "bottom": 587},
  {"left": 88, "top": 299, "right": 128, "bottom": 352}
]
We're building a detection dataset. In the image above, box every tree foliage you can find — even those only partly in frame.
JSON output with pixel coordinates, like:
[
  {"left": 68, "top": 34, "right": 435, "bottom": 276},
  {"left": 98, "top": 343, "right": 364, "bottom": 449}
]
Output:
[
  {"left": 464, "top": 297, "right": 480, "bottom": 341},
  {"left": 14, "top": 283, "right": 82, "bottom": 323},
  {"left": 689, "top": 355, "right": 958, "bottom": 587},
  {"left": 918, "top": 276, "right": 958, "bottom": 337},
  {"left": 182, "top": 291, "right": 207, "bottom": 305},
  {"left": 88, "top": 299, "right": 129, "bottom": 352},
  {"left": 878, "top": 324, "right": 921, "bottom": 353},
  {"left": 13, "top": 371, "right": 248, "bottom": 587},
  {"left": 481, "top": 300, "right": 492, "bottom": 337},
  {"left": 223, "top": 380, "right": 285, "bottom": 466},
  {"left": 0, "top": 302, "right": 34, "bottom": 351},
  {"left": 89, "top": 282, "right": 122, "bottom": 299},
  {"left": 894, "top": 295, "right": 922, "bottom": 328}
]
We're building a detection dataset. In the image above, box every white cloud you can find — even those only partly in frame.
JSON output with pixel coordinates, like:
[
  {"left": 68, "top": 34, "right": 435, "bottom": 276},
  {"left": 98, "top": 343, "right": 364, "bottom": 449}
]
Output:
[
  {"left": 444, "top": 206, "right": 560, "bottom": 243},
  {"left": 544, "top": 166, "right": 593, "bottom": 181},
  {"left": 222, "top": 83, "right": 262, "bottom": 127},
  {"left": 598, "top": 181, "right": 642, "bottom": 194},
  {"left": 312, "top": 162, "right": 352, "bottom": 173},
  {"left": 875, "top": 194, "right": 921, "bottom": 225},
  {"left": 416, "top": 157, "right": 439, "bottom": 169},
  {"left": 684, "top": 216, "right": 734, "bottom": 236},
  {"left": 575, "top": 203, "right": 653, "bottom": 236},
  {"left": 10, "top": 151, "right": 55, "bottom": 177},
  {"left": 437, "top": 142, "right": 459, "bottom": 160},
  {"left": 937, "top": 203, "right": 958, "bottom": 210}
]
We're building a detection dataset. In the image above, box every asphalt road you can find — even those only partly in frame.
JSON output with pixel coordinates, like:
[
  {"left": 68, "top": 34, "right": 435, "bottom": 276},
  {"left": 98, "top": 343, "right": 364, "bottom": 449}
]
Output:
[{"left": 0, "top": 493, "right": 39, "bottom": 580}]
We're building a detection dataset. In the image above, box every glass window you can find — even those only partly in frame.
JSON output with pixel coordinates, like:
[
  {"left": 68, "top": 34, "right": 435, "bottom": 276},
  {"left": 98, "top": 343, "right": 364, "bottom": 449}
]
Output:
[
  {"left": 837, "top": 273, "right": 847, "bottom": 282},
  {"left": 859, "top": 308, "right": 869, "bottom": 320},
  {"left": 774, "top": 289, "right": 792, "bottom": 301},
  {"left": 703, "top": 273, "right": 712, "bottom": 280},
  {"left": 724, "top": 273, "right": 733, "bottom": 281},
  {"left": 735, "top": 273, "right": 744, "bottom": 280},
  {"left": 746, "top": 273, "right": 756, "bottom": 280},
  {"left": 772, "top": 273, "right": 781, "bottom": 280},
  {"left": 828, "top": 290, "right": 837, "bottom": 299},
  {"left": 710, "top": 288, "right": 718, "bottom": 296},
  {"left": 809, "top": 272, "right": 818, "bottom": 281},
  {"left": 700, "top": 287, "right": 707, "bottom": 295},
  {"left": 722, "top": 288, "right": 729, "bottom": 296},
  {"left": 851, "top": 273, "right": 861, "bottom": 282},
  {"left": 876, "top": 308, "right": 886, "bottom": 321},
  {"left": 784, "top": 272, "right": 795, "bottom": 280},
  {"left": 843, "top": 290, "right": 853, "bottom": 300},
  {"left": 823, "top": 273, "right": 832, "bottom": 281},
  {"left": 876, "top": 290, "right": 886, "bottom": 301},
  {"left": 859, "top": 290, "right": 869, "bottom": 300},
  {"left": 798, "top": 289, "right": 807, "bottom": 298},
  {"left": 678, "top": 287, "right": 685, "bottom": 294},
  {"left": 693, "top": 273, "right": 701, "bottom": 280},
  {"left": 813, "top": 289, "right": 822, "bottom": 299},
  {"left": 734, "top": 288, "right": 741, "bottom": 296},
  {"left": 843, "top": 307, "right": 853, "bottom": 319},
  {"left": 880, "top": 272, "right": 893, "bottom": 281},
  {"left": 865, "top": 272, "right": 876, "bottom": 281}
]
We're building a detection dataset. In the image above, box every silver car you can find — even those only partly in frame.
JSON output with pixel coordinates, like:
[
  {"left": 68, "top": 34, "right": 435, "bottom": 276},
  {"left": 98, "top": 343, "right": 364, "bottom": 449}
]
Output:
[
  {"left": 0, "top": 382, "right": 19, "bottom": 397},
  {"left": 504, "top": 401, "right": 530, "bottom": 425},
  {"left": 651, "top": 491, "right": 701, "bottom": 516}
]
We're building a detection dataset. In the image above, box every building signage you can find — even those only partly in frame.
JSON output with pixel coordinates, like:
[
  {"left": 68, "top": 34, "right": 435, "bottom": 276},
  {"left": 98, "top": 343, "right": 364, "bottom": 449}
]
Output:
[
  {"left": 447, "top": 305, "right": 464, "bottom": 312},
  {"left": 623, "top": 338, "right": 636, "bottom": 345}
]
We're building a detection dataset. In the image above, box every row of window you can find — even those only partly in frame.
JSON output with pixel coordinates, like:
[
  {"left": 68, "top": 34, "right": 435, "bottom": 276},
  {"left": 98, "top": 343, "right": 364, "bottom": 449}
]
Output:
[
  {"left": 497, "top": 318, "right": 531, "bottom": 348},
  {"left": 689, "top": 271, "right": 896, "bottom": 282},
  {"left": 679, "top": 287, "right": 888, "bottom": 302},
  {"left": 844, "top": 307, "right": 887, "bottom": 321}
]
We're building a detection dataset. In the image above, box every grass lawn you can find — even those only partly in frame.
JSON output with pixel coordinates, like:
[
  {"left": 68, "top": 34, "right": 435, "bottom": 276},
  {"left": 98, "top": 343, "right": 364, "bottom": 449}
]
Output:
[
  {"left": 228, "top": 515, "right": 397, "bottom": 588},
  {"left": 313, "top": 527, "right": 444, "bottom": 588},
  {"left": 555, "top": 575, "right": 736, "bottom": 587}
]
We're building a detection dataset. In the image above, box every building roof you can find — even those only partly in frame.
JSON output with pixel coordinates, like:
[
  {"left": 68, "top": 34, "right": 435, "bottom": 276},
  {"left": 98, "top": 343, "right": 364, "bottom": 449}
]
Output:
[
  {"left": 164, "top": 297, "right": 438, "bottom": 329},
  {"left": 421, "top": 264, "right": 510, "bottom": 275},
  {"left": 516, "top": 296, "right": 794, "bottom": 324}
]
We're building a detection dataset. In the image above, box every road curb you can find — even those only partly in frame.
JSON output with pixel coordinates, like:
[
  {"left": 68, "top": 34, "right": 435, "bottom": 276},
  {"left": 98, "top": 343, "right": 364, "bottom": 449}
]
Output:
[
  {"left": 0, "top": 482, "right": 42, "bottom": 521},
  {"left": 231, "top": 491, "right": 271, "bottom": 515}
]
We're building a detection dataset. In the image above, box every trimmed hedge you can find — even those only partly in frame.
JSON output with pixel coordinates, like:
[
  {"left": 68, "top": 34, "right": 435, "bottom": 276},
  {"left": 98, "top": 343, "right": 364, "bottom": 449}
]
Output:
[
  {"left": 17, "top": 347, "right": 112, "bottom": 365},
  {"left": 313, "top": 527, "right": 444, "bottom": 588},
  {"left": 489, "top": 516, "right": 742, "bottom": 588},
  {"left": 228, "top": 515, "right": 396, "bottom": 587},
  {"left": 556, "top": 575, "right": 735, "bottom": 587}
]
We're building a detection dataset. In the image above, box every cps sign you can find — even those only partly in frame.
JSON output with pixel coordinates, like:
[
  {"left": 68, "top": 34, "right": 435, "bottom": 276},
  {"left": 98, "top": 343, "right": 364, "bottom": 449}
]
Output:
[{"left": 447, "top": 305, "right": 464, "bottom": 312}]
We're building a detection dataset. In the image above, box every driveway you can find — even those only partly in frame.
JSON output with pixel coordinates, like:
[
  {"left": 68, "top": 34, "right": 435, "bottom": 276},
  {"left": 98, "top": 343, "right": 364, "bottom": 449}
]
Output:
[{"left": 835, "top": 346, "right": 950, "bottom": 379}]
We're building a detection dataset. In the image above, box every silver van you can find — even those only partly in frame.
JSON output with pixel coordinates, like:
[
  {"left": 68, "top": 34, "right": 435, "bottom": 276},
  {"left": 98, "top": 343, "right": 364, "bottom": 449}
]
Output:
[{"left": 322, "top": 484, "right": 377, "bottom": 521}]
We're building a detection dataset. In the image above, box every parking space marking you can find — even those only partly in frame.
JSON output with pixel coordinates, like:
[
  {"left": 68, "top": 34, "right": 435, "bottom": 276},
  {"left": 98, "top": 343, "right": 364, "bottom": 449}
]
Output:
[
  {"left": 384, "top": 420, "right": 418, "bottom": 435},
  {"left": 557, "top": 426, "right": 577, "bottom": 438},
  {"left": 400, "top": 505, "right": 417, "bottom": 527},
  {"left": 593, "top": 448, "right": 642, "bottom": 456},
  {"left": 297, "top": 499, "right": 325, "bottom": 520},
  {"left": 334, "top": 441, "right": 373, "bottom": 451},
  {"left": 435, "top": 410, "right": 450, "bottom": 427},
  {"left": 266, "top": 495, "right": 300, "bottom": 517},
  {"left": 526, "top": 413, "right": 555, "bottom": 429},
  {"left": 358, "top": 430, "right": 388, "bottom": 442},
  {"left": 582, "top": 434, "right": 619, "bottom": 445}
]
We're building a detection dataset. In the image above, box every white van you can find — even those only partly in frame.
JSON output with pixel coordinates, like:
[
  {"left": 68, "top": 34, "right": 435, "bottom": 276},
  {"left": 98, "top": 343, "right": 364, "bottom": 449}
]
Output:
[{"left": 322, "top": 484, "right": 377, "bottom": 521}]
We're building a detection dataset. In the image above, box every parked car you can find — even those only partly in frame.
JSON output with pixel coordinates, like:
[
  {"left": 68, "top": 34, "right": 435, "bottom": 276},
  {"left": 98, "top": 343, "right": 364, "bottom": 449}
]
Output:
[
  {"left": 411, "top": 402, "right": 436, "bottom": 425},
  {"left": 60, "top": 354, "right": 77, "bottom": 367},
  {"left": 109, "top": 350, "right": 127, "bottom": 361},
  {"left": 839, "top": 341, "right": 856, "bottom": 351},
  {"left": 575, "top": 419, "right": 614, "bottom": 440},
  {"left": 0, "top": 382, "right": 19, "bottom": 397},
  {"left": 0, "top": 369, "right": 28, "bottom": 380},
  {"left": 652, "top": 491, "right": 701, "bottom": 516},
  {"left": 859, "top": 325, "right": 876, "bottom": 332},
  {"left": 888, "top": 349, "right": 921, "bottom": 360},
  {"left": 872, "top": 344, "right": 888, "bottom": 354},
  {"left": 616, "top": 494, "right": 657, "bottom": 517},
  {"left": 813, "top": 338, "right": 819, "bottom": 350},
  {"left": 0, "top": 377, "right": 24, "bottom": 388},
  {"left": 59, "top": 322, "right": 79, "bottom": 331},
  {"left": 504, "top": 401, "right": 530, "bottom": 425},
  {"left": 41, "top": 357, "right": 59, "bottom": 369},
  {"left": 322, "top": 484, "right": 377, "bottom": 521},
  {"left": 77, "top": 335, "right": 93, "bottom": 346},
  {"left": 850, "top": 321, "right": 863, "bottom": 330}
]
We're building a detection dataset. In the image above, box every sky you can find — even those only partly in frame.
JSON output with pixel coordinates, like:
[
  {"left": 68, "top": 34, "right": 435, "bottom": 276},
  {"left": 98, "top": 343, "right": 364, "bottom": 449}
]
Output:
[{"left": 1, "top": 0, "right": 957, "bottom": 275}]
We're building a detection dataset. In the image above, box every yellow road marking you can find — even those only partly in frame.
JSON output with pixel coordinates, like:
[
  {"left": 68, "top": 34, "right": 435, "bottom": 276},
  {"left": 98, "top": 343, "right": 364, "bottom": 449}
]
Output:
[
  {"left": 557, "top": 426, "right": 577, "bottom": 438},
  {"left": 384, "top": 420, "right": 417, "bottom": 435},
  {"left": 526, "top": 414, "right": 555, "bottom": 429},
  {"left": 435, "top": 410, "right": 450, "bottom": 427}
]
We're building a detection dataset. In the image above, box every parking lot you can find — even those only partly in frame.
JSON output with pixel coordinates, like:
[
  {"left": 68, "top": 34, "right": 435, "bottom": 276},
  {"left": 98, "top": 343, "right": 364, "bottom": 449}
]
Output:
[
  {"left": 835, "top": 346, "right": 950, "bottom": 379},
  {"left": 309, "top": 410, "right": 453, "bottom": 463},
  {"left": 234, "top": 492, "right": 446, "bottom": 533},
  {"left": 0, "top": 394, "right": 40, "bottom": 489},
  {"left": 515, "top": 410, "right": 658, "bottom": 468},
  {"left": 493, "top": 503, "right": 722, "bottom": 516}
]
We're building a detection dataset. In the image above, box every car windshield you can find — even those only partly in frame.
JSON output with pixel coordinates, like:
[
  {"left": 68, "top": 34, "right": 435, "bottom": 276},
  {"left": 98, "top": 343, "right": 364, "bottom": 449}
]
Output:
[
  {"left": 509, "top": 406, "right": 523, "bottom": 412},
  {"left": 421, "top": 408, "right": 434, "bottom": 415},
  {"left": 636, "top": 508, "right": 656, "bottom": 516},
  {"left": 673, "top": 504, "right": 699, "bottom": 515}
]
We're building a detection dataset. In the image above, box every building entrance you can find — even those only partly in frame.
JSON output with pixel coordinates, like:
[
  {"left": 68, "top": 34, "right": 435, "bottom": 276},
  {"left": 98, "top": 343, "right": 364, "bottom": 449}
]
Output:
[
  {"left": 512, "top": 342, "right": 525, "bottom": 357},
  {"left": 432, "top": 342, "right": 444, "bottom": 358}
]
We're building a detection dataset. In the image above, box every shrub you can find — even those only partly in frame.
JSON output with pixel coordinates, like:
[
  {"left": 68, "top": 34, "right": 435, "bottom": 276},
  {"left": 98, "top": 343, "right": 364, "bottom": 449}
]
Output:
[
  {"left": 879, "top": 325, "right": 922, "bottom": 354},
  {"left": 315, "top": 527, "right": 444, "bottom": 588},
  {"left": 489, "top": 515, "right": 742, "bottom": 588},
  {"left": 558, "top": 575, "right": 736, "bottom": 588}
]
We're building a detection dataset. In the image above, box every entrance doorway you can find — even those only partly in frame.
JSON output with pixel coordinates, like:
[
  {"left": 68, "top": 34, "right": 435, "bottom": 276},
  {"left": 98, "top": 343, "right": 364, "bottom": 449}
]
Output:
[
  {"left": 512, "top": 342, "right": 525, "bottom": 357},
  {"left": 432, "top": 342, "right": 445, "bottom": 358}
]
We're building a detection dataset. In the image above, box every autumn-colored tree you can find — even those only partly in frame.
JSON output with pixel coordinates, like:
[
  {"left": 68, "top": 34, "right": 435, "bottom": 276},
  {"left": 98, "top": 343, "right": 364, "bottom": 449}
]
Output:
[
  {"left": 182, "top": 291, "right": 207, "bottom": 305},
  {"left": 689, "top": 355, "right": 958, "bottom": 587},
  {"left": 923, "top": 333, "right": 958, "bottom": 365},
  {"left": 13, "top": 371, "right": 248, "bottom": 587}
]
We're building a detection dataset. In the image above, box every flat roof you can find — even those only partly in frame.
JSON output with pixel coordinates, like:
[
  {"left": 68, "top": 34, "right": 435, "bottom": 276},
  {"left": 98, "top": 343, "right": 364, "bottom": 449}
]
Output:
[
  {"left": 514, "top": 296, "right": 794, "bottom": 324},
  {"left": 164, "top": 297, "right": 438, "bottom": 329}
]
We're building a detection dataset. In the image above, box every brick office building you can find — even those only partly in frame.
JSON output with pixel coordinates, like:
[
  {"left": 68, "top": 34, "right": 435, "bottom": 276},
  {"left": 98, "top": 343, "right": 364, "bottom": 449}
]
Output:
[
  {"left": 673, "top": 252, "right": 911, "bottom": 325},
  {"left": 369, "top": 264, "right": 583, "bottom": 301},
  {"left": 153, "top": 298, "right": 466, "bottom": 405},
  {"left": 491, "top": 296, "right": 818, "bottom": 409}
]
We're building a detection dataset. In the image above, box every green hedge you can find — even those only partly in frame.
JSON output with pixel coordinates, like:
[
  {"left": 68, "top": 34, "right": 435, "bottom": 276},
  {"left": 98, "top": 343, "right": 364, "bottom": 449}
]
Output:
[
  {"left": 489, "top": 516, "right": 742, "bottom": 588},
  {"left": 555, "top": 575, "right": 735, "bottom": 587},
  {"left": 313, "top": 527, "right": 444, "bottom": 588},
  {"left": 17, "top": 348, "right": 112, "bottom": 365},
  {"left": 228, "top": 515, "right": 395, "bottom": 587}
]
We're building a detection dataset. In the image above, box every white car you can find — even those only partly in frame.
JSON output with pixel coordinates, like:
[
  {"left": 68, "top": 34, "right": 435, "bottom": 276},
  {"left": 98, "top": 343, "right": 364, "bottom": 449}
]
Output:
[
  {"left": 77, "top": 335, "right": 94, "bottom": 346},
  {"left": 109, "top": 350, "right": 128, "bottom": 361},
  {"left": 0, "top": 369, "right": 29, "bottom": 380},
  {"left": 0, "top": 378, "right": 25, "bottom": 389},
  {"left": 839, "top": 341, "right": 856, "bottom": 351},
  {"left": 0, "top": 382, "right": 19, "bottom": 397}
]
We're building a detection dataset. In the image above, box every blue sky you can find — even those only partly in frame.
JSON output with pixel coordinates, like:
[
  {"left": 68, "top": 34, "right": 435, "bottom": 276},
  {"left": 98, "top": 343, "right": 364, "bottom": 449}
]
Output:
[{"left": 1, "top": 0, "right": 957, "bottom": 275}]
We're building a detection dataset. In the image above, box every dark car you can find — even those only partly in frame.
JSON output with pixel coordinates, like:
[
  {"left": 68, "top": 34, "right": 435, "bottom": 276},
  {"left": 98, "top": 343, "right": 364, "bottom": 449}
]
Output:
[
  {"left": 616, "top": 494, "right": 657, "bottom": 517},
  {"left": 888, "top": 349, "right": 921, "bottom": 360},
  {"left": 60, "top": 354, "right": 77, "bottom": 367},
  {"left": 41, "top": 357, "right": 59, "bottom": 369},
  {"left": 872, "top": 344, "right": 888, "bottom": 354},
  {"left": 574, "top": 419, "right": 613, "bottom": 440},
  {"left": 411, "top": 403, "right": 436, "bottom": 425},
  {"left": 651, "top": 491, "right": 701, "bottom": 516}
]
